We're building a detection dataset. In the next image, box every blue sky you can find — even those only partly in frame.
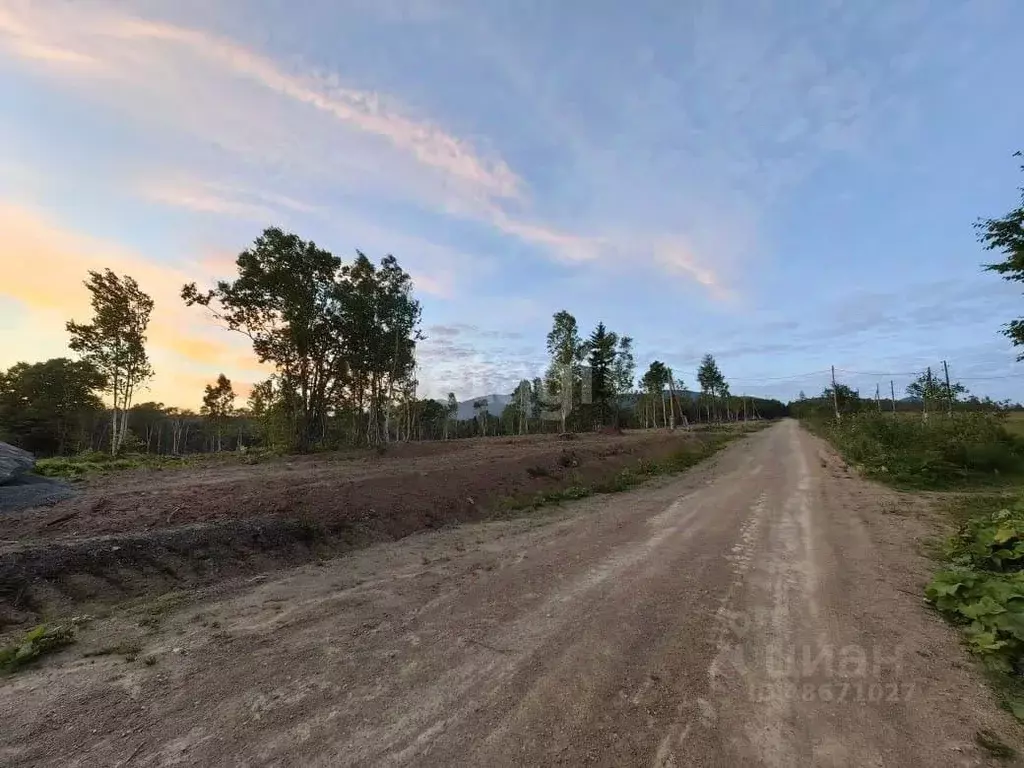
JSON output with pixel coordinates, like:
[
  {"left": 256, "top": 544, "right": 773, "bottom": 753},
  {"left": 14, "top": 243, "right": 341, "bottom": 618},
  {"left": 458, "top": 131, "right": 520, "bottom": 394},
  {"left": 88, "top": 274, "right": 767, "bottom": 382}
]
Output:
[{"left": 2, "top": 0, "right": 1023, "bottom": 407}]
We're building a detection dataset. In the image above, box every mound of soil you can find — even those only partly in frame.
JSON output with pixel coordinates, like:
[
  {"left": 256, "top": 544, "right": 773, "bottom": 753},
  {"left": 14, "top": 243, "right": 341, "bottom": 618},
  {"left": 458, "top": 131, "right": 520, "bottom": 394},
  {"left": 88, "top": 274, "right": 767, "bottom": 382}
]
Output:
[{"left": 0, "top": 431, "right": 719, "bottom": 625}]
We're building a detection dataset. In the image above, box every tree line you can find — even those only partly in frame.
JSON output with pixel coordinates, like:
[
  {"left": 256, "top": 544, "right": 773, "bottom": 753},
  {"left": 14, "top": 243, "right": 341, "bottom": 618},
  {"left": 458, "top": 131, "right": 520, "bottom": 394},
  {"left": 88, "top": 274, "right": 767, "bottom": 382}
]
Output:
[{"left": 1, "top": 225, "right": 791, "bottom": 458}]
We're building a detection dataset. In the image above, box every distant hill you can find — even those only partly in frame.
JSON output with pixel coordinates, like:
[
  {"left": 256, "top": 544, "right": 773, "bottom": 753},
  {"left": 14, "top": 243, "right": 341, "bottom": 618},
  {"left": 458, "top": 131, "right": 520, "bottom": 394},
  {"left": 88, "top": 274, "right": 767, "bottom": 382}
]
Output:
[{"left": 436, "top": 394, "right": 513, "bottom": 421}]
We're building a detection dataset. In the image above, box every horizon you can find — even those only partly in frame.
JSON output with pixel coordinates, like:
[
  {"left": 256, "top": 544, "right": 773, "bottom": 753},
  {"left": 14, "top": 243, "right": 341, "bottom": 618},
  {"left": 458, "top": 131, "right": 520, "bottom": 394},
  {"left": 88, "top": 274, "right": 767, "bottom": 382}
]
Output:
[{"left": 3, "top": 1, "right": 1023, "bottom": 409}]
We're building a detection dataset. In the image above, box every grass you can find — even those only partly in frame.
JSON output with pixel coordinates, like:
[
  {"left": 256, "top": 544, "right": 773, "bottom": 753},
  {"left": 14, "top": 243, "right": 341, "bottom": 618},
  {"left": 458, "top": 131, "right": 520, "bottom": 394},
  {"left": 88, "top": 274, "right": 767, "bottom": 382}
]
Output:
[
  {"left": 35, "top": 448, "right": 284, "bottom": 480},
  {"left": 0, "top": 623, "right": 76, "bottom": 674},
  {"left": 1005, "top": 412, "right": 1024, "bottom": 439},
  {"left": 808, "top": 411, "right": 1024, "bottom": 490}
]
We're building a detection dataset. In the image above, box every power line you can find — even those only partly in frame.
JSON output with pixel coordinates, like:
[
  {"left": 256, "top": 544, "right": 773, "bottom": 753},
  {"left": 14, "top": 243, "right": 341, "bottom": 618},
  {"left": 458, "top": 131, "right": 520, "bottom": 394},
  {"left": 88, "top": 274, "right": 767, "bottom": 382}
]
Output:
[{"left": 726, "top": 369, "right": 831, "bottom": 384}]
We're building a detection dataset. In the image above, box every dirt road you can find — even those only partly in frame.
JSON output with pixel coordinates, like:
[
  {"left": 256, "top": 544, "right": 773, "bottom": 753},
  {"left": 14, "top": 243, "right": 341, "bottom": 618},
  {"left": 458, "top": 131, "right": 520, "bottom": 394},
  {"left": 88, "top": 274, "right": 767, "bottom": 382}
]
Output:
[{"left": 2, "top": 420, "right": 1020, "bottom": 766}]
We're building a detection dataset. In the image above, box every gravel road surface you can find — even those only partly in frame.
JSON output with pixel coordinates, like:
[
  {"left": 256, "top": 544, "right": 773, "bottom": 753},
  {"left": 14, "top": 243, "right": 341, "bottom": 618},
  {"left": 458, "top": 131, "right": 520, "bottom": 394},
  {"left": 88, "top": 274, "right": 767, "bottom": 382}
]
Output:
[{"left": 2, "top": 420, "right": 1020, "bottom": 766}]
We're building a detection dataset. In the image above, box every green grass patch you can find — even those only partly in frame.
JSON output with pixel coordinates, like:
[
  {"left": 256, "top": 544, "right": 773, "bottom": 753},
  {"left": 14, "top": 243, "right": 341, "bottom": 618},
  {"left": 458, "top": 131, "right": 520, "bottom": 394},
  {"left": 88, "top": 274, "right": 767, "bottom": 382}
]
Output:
[
  {"left": 0, "top": 624, "right": 76, "bottom": 674},
  {"left": 35, "top": 448, "right": 284, "bottom": 480},
  {"left": 807, "top": 412, "right": 1024, "bottom": 490}
]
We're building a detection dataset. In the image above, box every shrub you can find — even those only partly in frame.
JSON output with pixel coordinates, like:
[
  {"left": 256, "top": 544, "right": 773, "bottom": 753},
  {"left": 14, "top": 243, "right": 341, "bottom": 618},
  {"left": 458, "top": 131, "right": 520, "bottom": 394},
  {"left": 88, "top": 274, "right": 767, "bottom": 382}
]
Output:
[
  {"left": 926, "top": 501, "right": 1024, "bottom": 672},
  {"left": 0, "top": 624, "right": 76, "bottom": 674},
  {"left": 819, "top": 412, "right": 1023, "bottom": 488}
]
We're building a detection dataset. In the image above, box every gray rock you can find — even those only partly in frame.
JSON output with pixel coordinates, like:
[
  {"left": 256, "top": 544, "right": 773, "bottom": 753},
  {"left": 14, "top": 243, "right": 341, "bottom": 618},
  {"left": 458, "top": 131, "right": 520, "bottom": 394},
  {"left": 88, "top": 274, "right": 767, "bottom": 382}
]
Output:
[
  {"left": 0, "top": 442, "right": 34, "bottom": 485},
  {"left": 0, "top": 474, "right": 75, "bottom": 513}
]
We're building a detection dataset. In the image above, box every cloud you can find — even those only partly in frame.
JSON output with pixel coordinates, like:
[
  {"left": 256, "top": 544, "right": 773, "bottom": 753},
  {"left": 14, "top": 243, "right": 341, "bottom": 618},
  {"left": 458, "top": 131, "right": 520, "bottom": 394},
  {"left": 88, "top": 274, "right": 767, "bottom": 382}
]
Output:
[
  {"left": 0, "top": 202, "right": 270, "bottom": 407},
  {"left": 651, "top": 239, "right": 729, "bottom": 299},
  {"left": 139, "top": 179, "right": 320, "bottom": 221},
  {"left": 0, "top": 1, "right": 729, "bottom": 297},
  {"left": 0, "top": 2, "right": 521, "bottom": 201}
]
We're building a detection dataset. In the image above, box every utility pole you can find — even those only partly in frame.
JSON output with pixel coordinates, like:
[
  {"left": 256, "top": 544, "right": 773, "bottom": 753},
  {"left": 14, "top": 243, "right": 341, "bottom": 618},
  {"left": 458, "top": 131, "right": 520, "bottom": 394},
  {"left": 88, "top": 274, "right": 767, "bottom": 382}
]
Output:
[
  {"left": 943, "top": 360, "right": 953, "bottom": 416},
  {"left": 667, "top": 372, "right": 677, "bottom": 431},
  {"left": 890, "top": 380, "right": 897, "bottom": 415},
  {"left": 924, "top": 366, "right": 933, "bottom": 420},
  {"left": 875, "top": 383, "right": 881, "bottom": 411},
  {"left": 831, "top": 366, "right": 840, "bottom": 421}
]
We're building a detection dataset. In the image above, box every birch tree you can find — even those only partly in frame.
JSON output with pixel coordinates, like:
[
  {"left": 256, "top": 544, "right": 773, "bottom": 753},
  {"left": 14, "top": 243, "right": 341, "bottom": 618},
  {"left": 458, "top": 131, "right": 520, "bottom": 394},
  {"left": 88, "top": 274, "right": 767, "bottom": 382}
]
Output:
[
  {"left": 545, "top": 311, "right": 586, "bottom": 433},
  {"left": 67, "top": 269, "right": 154, "bottom": 455}
]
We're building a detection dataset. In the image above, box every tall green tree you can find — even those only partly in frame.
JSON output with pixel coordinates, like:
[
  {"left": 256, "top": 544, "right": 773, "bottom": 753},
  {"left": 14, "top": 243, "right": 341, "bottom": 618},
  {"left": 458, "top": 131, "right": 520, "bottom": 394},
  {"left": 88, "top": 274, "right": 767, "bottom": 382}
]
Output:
[
  {"left": 182, "top": 228, "right": 421, "bottom": 449},
  {"left": 907, "top": 368, "right": 968, "bottom": 415},
  {"left": 338, "top": 252, "right": 422, "bottom": 445},
  {"left": 201, "top": 374, "right": 236, "bottom": 451},
  {"left": 978, "top": 152, "right": 1024, "bottom": 357},
  {"left": 611, "top": 336, "right": 636, "bottom": 400},
  {"left": 183, "top": 229, "right": 345, "bottom": 450},
  {"left": 586, "top": 322, "right": 618, "bottom": 427},
  {"left": 822, "top": 383, "right": 862, "bottom": 416},
  {"left": 545, "top": 311, "right": 586, "bottom": 432},
  {"left": 641, "top": 361, "right": 670, "bottom": 427},
  {"left": 67, "top": 269, "right": 154, "bottom": 455},
  {"left": 696, "top": 354, "right": 724, "bottom": 422},
  {"left": 509, "top": 379, "right": 533, "bottom": 435},
  {"left": 0, "top": 358, "right": 105, "bottom": 455}
]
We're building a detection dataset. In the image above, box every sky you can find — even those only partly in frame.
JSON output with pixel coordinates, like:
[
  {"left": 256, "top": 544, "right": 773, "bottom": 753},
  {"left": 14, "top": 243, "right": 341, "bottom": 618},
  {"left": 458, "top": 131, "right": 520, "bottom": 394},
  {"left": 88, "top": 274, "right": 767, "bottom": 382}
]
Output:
[{"left": 2, "top": 0, "right": 1024, "bottom": 408}]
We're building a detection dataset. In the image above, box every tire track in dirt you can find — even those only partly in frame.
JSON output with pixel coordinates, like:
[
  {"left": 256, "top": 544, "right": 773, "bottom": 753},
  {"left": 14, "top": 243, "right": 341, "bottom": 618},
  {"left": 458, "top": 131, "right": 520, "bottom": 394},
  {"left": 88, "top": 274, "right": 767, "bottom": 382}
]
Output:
[{"left": 2, "top": 422, "right": 1022, "bottom": 766}]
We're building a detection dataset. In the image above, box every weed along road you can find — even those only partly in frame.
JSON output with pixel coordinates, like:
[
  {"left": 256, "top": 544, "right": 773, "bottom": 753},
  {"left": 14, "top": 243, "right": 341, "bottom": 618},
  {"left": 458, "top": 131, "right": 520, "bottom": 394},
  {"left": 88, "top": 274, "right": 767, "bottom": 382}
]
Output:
[{"left": 2, "top": 420, "right": 1019, "bottom": 766}]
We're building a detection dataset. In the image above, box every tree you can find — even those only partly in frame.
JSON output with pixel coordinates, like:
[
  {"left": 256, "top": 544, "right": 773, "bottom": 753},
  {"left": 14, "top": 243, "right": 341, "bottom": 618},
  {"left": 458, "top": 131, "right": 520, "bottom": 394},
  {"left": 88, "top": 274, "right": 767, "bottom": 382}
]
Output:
[
  {"left": 696, "top": 354, "right": 724, "bottom": 422},
  {"left": 907, "top": 368, "right": 968, "bottom": 415},
  {"left": 183, "top": 228, "right": 421, "bottom": 449},
  {"left": 641, "top": 361, "right": 670, "bottom": 428},
  {"left": 67, "top": 269, "right": 154, "bottom": 455},
  {"left": 129, "top": 401, "right": 168, "bottom": 454},
  {"left": 545, "top": 311, "right": 586, "bottom": 432},
  {"left": 0, "top": 358, "right": 105, "bottom": 455},
  {"left": 445, "top": 392, "right": 458, "bottom": 439},
  {"left": 822, "top": 383, "right": 861, "bottom": 416},
  {"left": 978, "top": 152, "right": 1024, "bottom": 357},
  {"left": 611, "top": 336, "right": 636, "bottom": 404},
  {"left": 183, "top": 229, "right": 344, "bottom": 450},
  {"left": 586, "top": 322, "right": 618, "bottom": 427},
  {"left": 509, "top": 379, "right": 533, "bottom": 435},
  {"left": 472, "top": 398, "right": 489, "bottom": 436},
  {"left": 339, "top": 252, "right": 422, "bottom": 446},
  {"left": 201, "top": 374, "right": 236, "bottom": 451}
]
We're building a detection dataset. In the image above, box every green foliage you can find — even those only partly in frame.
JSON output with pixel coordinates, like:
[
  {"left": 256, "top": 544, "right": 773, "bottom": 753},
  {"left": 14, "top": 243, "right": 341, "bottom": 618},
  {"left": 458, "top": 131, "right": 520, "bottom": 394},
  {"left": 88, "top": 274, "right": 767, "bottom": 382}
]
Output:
[
  {"left": 67, "top": 269, "right": 154, "bottom": 455},
  {"left": 0, "top": 624, "right": 76, "bottom": 674},
  {"left": 817, "top": 411, "right": 1023, "bottom": 488},
  {"left": 183, "top": 227, "right": 421, "bottom": 449},
  {"left": 925, "top": 501, "right": 1024, "bottom": 675},
  {"left": 0, "top": 358, "right": 105, "bottom": 456},
  {"left": 201, "top": 374, "right": 236, "bottom": 451},
  {"left": 35, "top": 447, "right": 282, "bottom": 479},
  {"left": 544, "top": 310, "right": 587, "bottom": 432},
  {"left": 906, "top": 368, "right": 968, "bottom": 406},
  {"left": 587, "top": 322, "right": 618, "bottom": 427},
  {"left": 978, "top": 151, "right": 1024, "bottom": 358}
]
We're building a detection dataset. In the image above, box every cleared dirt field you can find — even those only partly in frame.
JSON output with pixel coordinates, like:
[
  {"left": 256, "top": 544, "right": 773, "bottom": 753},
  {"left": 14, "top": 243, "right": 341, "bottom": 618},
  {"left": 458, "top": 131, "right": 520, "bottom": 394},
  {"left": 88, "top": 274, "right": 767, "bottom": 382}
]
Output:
[
  {"left": 0, "top": 429, "right": 725, "bottom": 626},
  {"left": 2, "top": 421, "right": 1020, "bottom": 766}
]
